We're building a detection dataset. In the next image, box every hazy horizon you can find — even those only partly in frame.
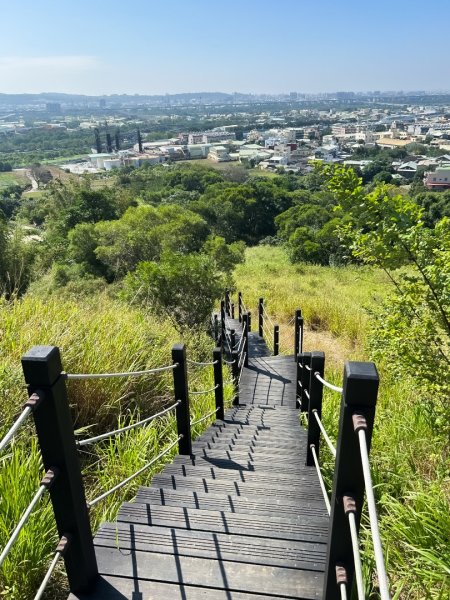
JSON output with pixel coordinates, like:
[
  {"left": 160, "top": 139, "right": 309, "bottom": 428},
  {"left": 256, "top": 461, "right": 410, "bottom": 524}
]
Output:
[{"left": 1, "top": 0, "right": 449, "bottom": 96}]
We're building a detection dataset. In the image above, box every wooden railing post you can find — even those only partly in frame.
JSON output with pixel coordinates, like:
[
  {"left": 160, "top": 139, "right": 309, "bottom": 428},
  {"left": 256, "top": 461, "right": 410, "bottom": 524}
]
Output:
[
  {"left": 299, "top": 315, "right": 304, "bottom": 354},
  {"left": 172, "top": 344, "right": 192, "bottom": 455},
  {"left": 247, "top": 311, "right": 252, "bottom": 333},
  {"left": 242, "top": 313, "right": 249, "bottom": 367},
  {"left": 238, "top": 292, "right": 243, "bottom": 323},
  {"left": 220, "top": 300, "right": 226, "bottom": 351},
  {"left": 230, "top": 329, "right": 236, "bottom": 352},
  {"left": 258, "top": 298, "right": 264, "bottom": 338},
  {"left": 306, "top": 351, "right": 325, "bottom": 466},
  {"left": 231, "top": 349, "right": 240, "bottom": 405},
  {"left": 225, "top": 289, "right": 231, "bottom": 316},
  {"left": 213, "top": 314, "right": 219, "bottom": 344},
  {"left": 213, "top": 348, "right": 224, "bottom": 420},
  {"left": 274, "top": 325, "right": 279, "bottom": 356},
  {"left": 298, "top": 351, "right": 312, "bottom": 412},
  {"left": 294, "top": 309, "right": 302, "bottom": 360},
  {"left": 231, "top": 302, "right": 235, "bottom": 319},
  {"left": 323, "top": 362, "right": 379, "bottom": 600},
  {"left": 21, "top": 346, "right": 98, "bottom": 594}
]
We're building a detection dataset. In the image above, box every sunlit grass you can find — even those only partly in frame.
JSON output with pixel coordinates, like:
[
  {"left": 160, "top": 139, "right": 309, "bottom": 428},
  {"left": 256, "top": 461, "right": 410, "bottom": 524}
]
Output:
[{"left": 233, "top": 245, "right": 449, "bottom": 599}]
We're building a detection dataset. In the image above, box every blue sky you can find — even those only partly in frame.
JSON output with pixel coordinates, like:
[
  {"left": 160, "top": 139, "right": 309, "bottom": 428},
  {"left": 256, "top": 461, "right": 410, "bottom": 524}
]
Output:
[{"left": 0, "top": 0, "right": 448, "bottom": 95}]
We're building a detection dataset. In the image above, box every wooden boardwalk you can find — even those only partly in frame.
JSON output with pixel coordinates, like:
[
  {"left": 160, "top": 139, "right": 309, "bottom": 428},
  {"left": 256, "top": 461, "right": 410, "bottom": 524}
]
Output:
[{"left": 70, "top": 325, "right": 329, "bottom": 599}]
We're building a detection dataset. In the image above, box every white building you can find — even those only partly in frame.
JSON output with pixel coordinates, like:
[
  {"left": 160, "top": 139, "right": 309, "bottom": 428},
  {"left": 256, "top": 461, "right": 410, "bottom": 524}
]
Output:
[
  {"left": 425, "top": 166, "right": 450, "bottom": 190},
  {"left": 208, "top": 145, "right": 231, "bottom": 162}
]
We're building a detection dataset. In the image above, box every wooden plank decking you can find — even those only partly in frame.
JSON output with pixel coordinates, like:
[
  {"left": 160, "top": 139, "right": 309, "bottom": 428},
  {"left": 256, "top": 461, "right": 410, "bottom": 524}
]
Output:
[{"left": 70, "top": 323, "right": 329, "bottom": 599}]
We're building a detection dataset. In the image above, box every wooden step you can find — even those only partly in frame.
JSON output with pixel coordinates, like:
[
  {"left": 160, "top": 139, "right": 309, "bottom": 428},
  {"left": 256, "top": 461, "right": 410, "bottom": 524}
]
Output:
[
  {"left": 94, "top": 521, "right": 326, "bottom": 571},
  {"left": 118, "top": 502, "right": 329, "bottom": 543},
  {"left": 92, "top": 545, "right": 323, "bottom": 599},
  {"left": 135, "top": 487, "right": 328, "bottom": 518}
]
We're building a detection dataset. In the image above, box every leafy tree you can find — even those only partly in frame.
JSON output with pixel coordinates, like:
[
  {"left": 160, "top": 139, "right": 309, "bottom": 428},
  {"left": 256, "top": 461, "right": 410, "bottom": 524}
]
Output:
[
  {"left": 202, "top": 235, "right": 245, "bottom": 282},
  {"left": 123, "top": 252, "right": 223, "bottom": 329},
  {"left": 322, "top": 163, "right": 450, "bottom": 437},
  {"left": 95, "top": 205, "right": 209, "bottom": 277}
]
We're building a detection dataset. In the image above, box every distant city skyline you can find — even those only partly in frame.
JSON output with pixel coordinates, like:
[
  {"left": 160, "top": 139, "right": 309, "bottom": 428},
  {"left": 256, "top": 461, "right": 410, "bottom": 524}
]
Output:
[{"left": 0, "top": 0, "right": 449, "bottom": 95}]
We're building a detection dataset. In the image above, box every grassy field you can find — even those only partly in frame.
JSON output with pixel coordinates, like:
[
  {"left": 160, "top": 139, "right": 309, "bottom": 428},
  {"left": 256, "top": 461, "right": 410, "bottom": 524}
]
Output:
[
  {"left": 234, "top": 245, "right": 389, "bottom": 365},
  {"left": 0, "top": 171, "right": 28, "bottom": 190},
  {"left": 233, "top": 246, "right": 450, "bottom": 599}
]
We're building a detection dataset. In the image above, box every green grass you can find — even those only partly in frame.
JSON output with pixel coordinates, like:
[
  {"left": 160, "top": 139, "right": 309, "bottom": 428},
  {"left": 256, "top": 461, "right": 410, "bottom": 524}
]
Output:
[
  {"left": 232, "top": 246, "right": 450, "bottom": 599},
  {"left": 0, "top": 171, "right": 28, "bottom": 190}
]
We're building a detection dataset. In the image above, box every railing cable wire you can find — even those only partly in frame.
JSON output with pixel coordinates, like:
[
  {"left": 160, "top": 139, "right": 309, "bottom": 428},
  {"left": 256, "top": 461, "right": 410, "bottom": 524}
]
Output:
[
  {"left": 312, "top": 409, "right": 337, "bottom": 458},
  {"left": 314, "top": 372, "right": 343, "bottom": 394},
  {"left": 190, "top": 384, "right": 219, "bottom": 396},
  {"left": 33, "top": 536, "right": 70, "bottom": 600},
  {"left": 64, "top": 363, "right": 178, "bottom": 380},
  {"left": 262, "top": 306, "right": 276, "bottom": 330},
  {"left": 309, "top": 444, "right": 331, "bottom": 515},
  {"left": 191, "top": 407, "right": 220, "bottom": 426},
  {"left": 76, "top": 401, "right": 181, "bottom": 447},
  {"left": 344, "top": 497, "right": 365, "bottom": 600},
  {"left": 0, "top": 392, "right": 42, "bottom": 454},
  {"left": 0, "top": 469, "right": 58, "bottom": 568},
  {"left": 0, "top": 407, "right": 32, "bottom": 454},
  {"left": 87, "top": 436, "right": 182, "bottom": 507},
  {"left": 354, "top": 415, "right": 391, "bottom": 600},
  {"left": 187, "top": 359, "right": 219, "bottom": 367}
]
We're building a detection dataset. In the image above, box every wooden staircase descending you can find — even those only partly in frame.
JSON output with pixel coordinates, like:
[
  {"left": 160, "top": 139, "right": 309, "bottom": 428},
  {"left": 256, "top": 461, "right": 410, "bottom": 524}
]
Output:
[{"left": 69, "top": 327, "right": 329, "bottom": 599}]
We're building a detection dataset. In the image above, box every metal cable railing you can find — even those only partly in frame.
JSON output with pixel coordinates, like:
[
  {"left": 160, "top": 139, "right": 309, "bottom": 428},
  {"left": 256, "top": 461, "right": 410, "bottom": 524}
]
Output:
[
  {"left": 238, "top": 353, "right": 247, "bottom": 385},
  {"left": 310, "top": 444, "right": 331, "bottom": 515},
  {"left": 87, "top": 436, "right": 182, "bottom": 508},
  {"left": 354, "top": 415, "right": 391, "bottom": 600},
  {"left": 191, "top": 406, "right": 220, "bottom": 427},
  {"left": 190, "top": 384, "right": 219, "bottom": 396},
  {"left": 0, "top": 469, "right": 58, "bottom": 568},
  {"left": 76, "top": 401, "right": 181, "bottom": 447},
  {"left": 64, "top": 363, "right": 178, "bottom": 380},
  {"left": 312, "top": 409, "right": 337, "bottom": 458},
  {"left": 186, "top": 359, "right": 218, "bottom": 367},
  {"left": 0, "top": 392, "right": 42, "bottom": 454},
  {"left": 344, "top": 496, "right": 365, "bottom": 600},
  {"left": 314, "top": 372, "right": 343, "bottom": 394},
  {"left": 222, "top": 357, "right": 236, "bottom": 365},
  {"left": 262, "top": 305, "right": 276, "bottom": 330},
  {"left": 34, "top": 536, "right": 70, "bottom": 600},
  {"left": 0, "top": 406, "right": 32, "bottom": 454},
  {"left": 336, "top": 567, "right": 349, "bottom": 600}
]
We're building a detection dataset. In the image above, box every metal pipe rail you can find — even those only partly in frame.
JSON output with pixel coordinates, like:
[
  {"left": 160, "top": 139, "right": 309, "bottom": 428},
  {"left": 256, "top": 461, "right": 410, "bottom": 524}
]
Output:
[
  {"left": 314, "top": 371, "right": 343, "bottom": 394},
  {"left": 190, "top": 384, "right": 219, "bottom": 396},
  {"left": 354, "top": 415, "right": 391, "bottom": 600},
  {"left": 0, "top": 392, "right": 43, "bottom": 454},
  {"left": 0, "top": 469, "right": 58, "bottom": 568},
  {"left": 64, "top": 363, "right": 179, "bottom": 380},
  {"left": 87, "top": 436, "right": 182, "bottom": 508},
  {"left": 186, "top": 359, "right": 219, "bottom": 367},
  {"left": 34, "top": 536, "right": 70, "bottom": 600},
  {"left": 312, "top": 409, "right": 336, "bottom": 458},
  {"left": 309, "top": 444, "right": 331, "bottom": 515},
  {"left": 76, "top": 400, "right": 181, "bottom": 447},
  {"left": 191, "top": 406, "right": 220, "bottom": 427}
]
